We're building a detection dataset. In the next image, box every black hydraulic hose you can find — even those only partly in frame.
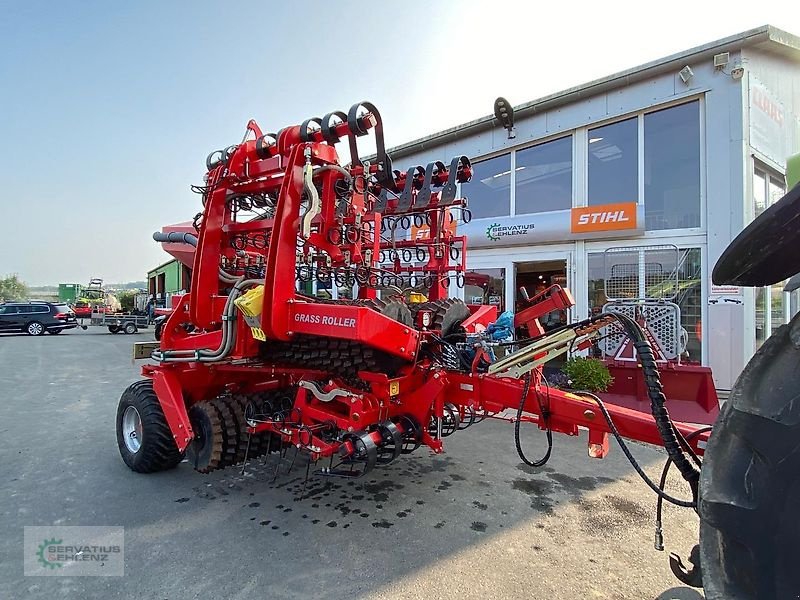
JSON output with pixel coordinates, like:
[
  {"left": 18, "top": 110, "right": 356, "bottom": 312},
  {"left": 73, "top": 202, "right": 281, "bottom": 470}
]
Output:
[
  {"left": 152, "top": 231, "right": 198, "bottom": 246},
  {"left": 654, "top": 425, "right": 713, "bottom": 550},
  {"left": 574, "top": 391, "right": 696, "bottom": 508},
  {"left": 515, "top": 372, "right": 553, "bottom": 467},
  {"left": 606, "top": 312, "right": 701, "bottom": 495}
]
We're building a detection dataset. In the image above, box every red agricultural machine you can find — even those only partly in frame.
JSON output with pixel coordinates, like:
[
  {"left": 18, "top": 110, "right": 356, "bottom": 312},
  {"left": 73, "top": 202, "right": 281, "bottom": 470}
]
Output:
[{"left": 116, "top": 102, "right": 800, "bottom": 599}]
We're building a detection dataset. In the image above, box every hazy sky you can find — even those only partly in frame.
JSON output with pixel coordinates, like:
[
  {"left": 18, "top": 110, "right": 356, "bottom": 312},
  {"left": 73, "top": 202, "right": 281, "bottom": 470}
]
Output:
[{"left": 0, "top": 1, "right": 797, "bottom": 285}]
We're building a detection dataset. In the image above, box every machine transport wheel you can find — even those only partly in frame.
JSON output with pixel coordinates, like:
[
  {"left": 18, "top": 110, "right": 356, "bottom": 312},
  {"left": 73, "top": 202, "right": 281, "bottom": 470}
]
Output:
[
  {"left": 699, "top": 313, "right": 800, "bottom": 599},
  {"left": 154, "top": 322, "right": 162, "bottom": 341},
  {"left": 116, "top": 380, "right": 184, "bottom": 473},
  {"left": 26, "top": 321, "right": 45, "bottom": 336},
  {"left": 123, "top": 322, "right": 138, "bottom": 335},
  {"left": 108, "top": 325, "right": 120, "bottom": 333}
]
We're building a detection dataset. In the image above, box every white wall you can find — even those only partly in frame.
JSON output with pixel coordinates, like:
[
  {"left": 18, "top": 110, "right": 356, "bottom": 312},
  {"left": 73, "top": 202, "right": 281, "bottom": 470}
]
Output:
[{"left": 393, "top": 51, "right": 757, "bottom": 390}]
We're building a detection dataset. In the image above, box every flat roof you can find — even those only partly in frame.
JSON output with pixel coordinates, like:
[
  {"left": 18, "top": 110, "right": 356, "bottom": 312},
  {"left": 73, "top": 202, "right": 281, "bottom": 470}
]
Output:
[
  {"left": 386, "top": 25, "right": 799, "bottom": 159},
  {"left": 147, "top": 258, "right": 179, "bottom": 276}
]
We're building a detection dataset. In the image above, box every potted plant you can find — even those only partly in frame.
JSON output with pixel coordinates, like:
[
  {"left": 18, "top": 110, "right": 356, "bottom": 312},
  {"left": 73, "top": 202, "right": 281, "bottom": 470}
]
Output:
[{"left": 561, "top": 357, "right": 614, "bottom": 392}]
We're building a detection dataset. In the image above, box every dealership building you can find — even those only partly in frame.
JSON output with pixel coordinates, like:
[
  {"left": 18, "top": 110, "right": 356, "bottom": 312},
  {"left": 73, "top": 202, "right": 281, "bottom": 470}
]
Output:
[{"left": 386, "top": 25, "right": 799, "bottom": 391}]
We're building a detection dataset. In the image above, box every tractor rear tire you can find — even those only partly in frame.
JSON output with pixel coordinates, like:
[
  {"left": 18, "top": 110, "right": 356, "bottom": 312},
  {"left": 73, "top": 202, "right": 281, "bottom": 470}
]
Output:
[
  {"left": 116, "top": 380, "right": 184, "bottom": 473},
  {"left": 699, "top": 313, "right": 800, "bottom": 599}
]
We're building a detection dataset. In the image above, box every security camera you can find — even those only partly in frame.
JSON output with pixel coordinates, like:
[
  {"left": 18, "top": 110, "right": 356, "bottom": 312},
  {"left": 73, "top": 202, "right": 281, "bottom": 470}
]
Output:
[{"left": 731, "top": 64, "right": 745, "bottom": 80}]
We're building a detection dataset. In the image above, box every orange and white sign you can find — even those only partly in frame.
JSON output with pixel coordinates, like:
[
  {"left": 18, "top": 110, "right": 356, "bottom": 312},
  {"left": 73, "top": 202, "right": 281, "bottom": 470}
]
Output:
[
  {"left": 570, "top": 202, "right": 638, "bottom": 233},
  {"left": 411, "top": 208, "right": 457, "bottom": 240}
]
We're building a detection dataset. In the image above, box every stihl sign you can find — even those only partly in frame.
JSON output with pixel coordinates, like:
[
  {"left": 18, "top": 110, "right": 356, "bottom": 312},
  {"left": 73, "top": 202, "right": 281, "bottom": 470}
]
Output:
[{"left": 571, "top": 202, "right": 637, "bottom": 233}]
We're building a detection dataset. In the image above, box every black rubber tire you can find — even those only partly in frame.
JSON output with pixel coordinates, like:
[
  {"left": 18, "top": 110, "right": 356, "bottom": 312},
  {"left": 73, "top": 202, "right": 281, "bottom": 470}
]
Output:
[
  {"left": 185, "top": 402, "right": 224, "bottom": 473},
  {"left": 699, "top": 313, "right": 800, "bottom": 599},
  {"left": 47, "top": 329, "right": 62, "bottom": 334},
  {"left": 124, "top": 322, "right": 137, "bottom": 335},
  {"left": 154, "top": 322, "right": 163, "bottom": 341},
  {"left": 116, "top": 380, "right": 184, "bottom": 473},
  {"left": 26, "top": 321, "right": 45, "bottom": 336},
  {"left": 108, "top": 325, "right": 120, "bottom": 333}
]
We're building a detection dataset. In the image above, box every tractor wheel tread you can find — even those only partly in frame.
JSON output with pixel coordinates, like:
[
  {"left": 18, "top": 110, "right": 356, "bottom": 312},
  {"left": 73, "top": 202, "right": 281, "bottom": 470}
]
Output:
[
  {"left": 116, "top": 380, "right": 183, "bottom": 473},
  {"left": 700, "top": 316, "right": 800, "bottom": 599}
]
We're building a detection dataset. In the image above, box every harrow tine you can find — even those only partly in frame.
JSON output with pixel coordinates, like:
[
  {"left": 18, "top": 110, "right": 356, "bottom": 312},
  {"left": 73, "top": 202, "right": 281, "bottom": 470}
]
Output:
[
  {"left": 287, "top": 445, "right": 299, "bottom": 474},
  {"left": 239, "top": 434, "right": 253, "bottom": 476},
  {"left": 396, "top": 166, "right": 422, "bottom": 212},
  {"left": 440, "top": 156, "right": 471, "bottom": 204},
  {"left": 411, "top": 162, "right": 437, "bottom": 210},
  {"left": 302, "top": 460, "right": 311, "bottom": 495}
]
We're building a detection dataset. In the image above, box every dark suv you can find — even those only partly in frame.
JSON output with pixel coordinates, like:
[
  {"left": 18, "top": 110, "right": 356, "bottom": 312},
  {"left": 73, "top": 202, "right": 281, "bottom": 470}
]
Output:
[{"left": 0, "top": 302, "right": 78, "bottom": 335}]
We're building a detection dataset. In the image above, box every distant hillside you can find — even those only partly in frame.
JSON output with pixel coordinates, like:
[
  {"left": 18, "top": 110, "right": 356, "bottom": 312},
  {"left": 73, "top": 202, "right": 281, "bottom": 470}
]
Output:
[
  {"left": 106, "top": 281, "right": 147, "bottom": 290},
  {"left": 30, "top": 281, "right": 148, "bottom": 292}
]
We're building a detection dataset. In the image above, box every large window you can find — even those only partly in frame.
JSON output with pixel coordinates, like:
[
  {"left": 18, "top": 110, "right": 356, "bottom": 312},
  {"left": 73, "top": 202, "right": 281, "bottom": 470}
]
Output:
[
  {"left": 588, "top": 117, "right": 638, "bottom": 206},
  {"left": 515, "top": 136, "right": 572, "bottom": 214},
  {"left": 587, "top": 248, "right": 703, "bottom": 361},
  {"left": 644, "top": 101, "right": 701, "bottom": 230},
  {"left": 462, "top": 154, "right": 511, "bottom": 219},
  {"left": 753, "top": 164, "right": 789, "bottom": 349}
]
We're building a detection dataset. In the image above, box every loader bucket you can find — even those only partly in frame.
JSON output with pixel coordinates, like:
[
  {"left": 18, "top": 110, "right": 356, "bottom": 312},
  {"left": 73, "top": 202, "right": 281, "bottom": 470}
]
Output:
[{"left": 600, "top": 361, "right": 719, "bottom": 425}]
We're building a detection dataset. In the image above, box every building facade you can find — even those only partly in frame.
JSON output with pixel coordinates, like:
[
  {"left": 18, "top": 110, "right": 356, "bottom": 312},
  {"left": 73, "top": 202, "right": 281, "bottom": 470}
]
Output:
[
  {"left": 385, "top": 26, "right": 799, "bottom": 391},
  {"left": 147, "top": 259, "right": 190, "bottom": 307}
]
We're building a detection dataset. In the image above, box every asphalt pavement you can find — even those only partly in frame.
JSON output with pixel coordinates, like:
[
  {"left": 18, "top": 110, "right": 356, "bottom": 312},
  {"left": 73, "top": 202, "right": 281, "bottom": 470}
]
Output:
[{"left": 0, "top": 328, "right": 704, "bottom": 599}]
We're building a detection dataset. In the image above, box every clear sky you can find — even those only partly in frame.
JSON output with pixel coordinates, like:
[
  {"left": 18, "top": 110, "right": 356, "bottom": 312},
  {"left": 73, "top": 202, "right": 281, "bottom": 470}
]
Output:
[{"left": 0, "top": 1, "right": 796, "bottom": 286}]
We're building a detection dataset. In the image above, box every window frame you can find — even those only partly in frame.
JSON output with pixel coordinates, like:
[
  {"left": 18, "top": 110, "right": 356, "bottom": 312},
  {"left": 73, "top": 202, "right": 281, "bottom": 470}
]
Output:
[
  {"left": 586, "top": 115, "right": 639, "bottom": 208},
  {"left": 642, "top": 99, "right": 703, "bottom": 232},
  {"left": 513, "top": 134, "right": 574, "bottom": 216},
  {"left": 461, "top": 95, "right": 705, "bottom": 234},
  {"left": 462, "top": 151, "right": 514, "bottom": 220},
  {"left": 21, "top": 304, "right": 51, "bottom": 315},
  {"left": 752, "top": 160, "right": 789, "bottom": 350}
]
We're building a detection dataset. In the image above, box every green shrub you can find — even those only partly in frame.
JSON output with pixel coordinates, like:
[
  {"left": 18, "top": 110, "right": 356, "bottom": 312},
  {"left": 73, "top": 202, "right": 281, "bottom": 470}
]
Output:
[
  {"left": 117, "top": 290, "right": 138, "bottom": 312},
  {"left": 562, "top": 357, "right": 614, "bottom": 392}
]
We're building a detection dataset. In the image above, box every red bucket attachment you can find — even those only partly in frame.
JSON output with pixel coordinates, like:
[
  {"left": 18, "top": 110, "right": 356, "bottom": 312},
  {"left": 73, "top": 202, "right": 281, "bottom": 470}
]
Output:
[{"left": 600, "top": 361, "right": 719, "bottom": 425}]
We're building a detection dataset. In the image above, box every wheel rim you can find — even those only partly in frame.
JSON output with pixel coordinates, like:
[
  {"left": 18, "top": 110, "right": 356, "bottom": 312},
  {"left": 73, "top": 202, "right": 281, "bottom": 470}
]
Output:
[
  {"left": 122, "top": 406, "right": 143, "bottom": 453},
  {"left": 28, "top": 322, "right": 43, "bottom": 335}
]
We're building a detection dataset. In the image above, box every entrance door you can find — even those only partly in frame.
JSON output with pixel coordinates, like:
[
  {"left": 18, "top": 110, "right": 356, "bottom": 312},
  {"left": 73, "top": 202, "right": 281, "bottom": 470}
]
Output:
[
  {"left": 514, "top": 259, "right": 571, "bottom": 332},
  {"left": 514, "top": 258, "right": 573, "bottom": 372}
]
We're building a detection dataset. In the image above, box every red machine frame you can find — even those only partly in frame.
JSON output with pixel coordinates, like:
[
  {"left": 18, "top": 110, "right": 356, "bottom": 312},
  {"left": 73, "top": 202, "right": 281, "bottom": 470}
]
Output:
[{"left": 143, "top": 101, "right": 712, "bottom": 478}]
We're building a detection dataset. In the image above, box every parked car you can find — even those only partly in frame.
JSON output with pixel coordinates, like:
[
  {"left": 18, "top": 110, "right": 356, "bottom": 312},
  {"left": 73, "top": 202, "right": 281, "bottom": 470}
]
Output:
[{"left": 0, "top": 301, "right": 79, "bottom": 335}]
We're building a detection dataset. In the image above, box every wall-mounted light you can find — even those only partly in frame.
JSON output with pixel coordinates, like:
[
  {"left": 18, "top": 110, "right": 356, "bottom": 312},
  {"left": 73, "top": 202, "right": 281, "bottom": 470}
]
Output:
[
  {"left": 731, "top": 63, "right": 745, "bottom": 80},
  {"left": 494, "top": 97, "right": 516, "bottom": 139},
  {"left": 679, "top": 65, "right": 694, "bottom": 85}
]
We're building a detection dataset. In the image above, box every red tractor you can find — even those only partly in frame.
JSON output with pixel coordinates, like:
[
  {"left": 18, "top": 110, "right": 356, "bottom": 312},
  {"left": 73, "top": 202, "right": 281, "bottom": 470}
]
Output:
[{"left": 116, "top": 102, "right": 799, "bottom": 599}]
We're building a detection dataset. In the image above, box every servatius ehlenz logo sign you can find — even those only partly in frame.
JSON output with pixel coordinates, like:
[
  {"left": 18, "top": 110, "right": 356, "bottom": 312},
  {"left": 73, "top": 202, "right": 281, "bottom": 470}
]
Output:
[
  {"left": 24, "top": 526, "right": 124, "bottom": 576},
  {"left": 486, "top": 222, "right": 535, "bottom": 242}
]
